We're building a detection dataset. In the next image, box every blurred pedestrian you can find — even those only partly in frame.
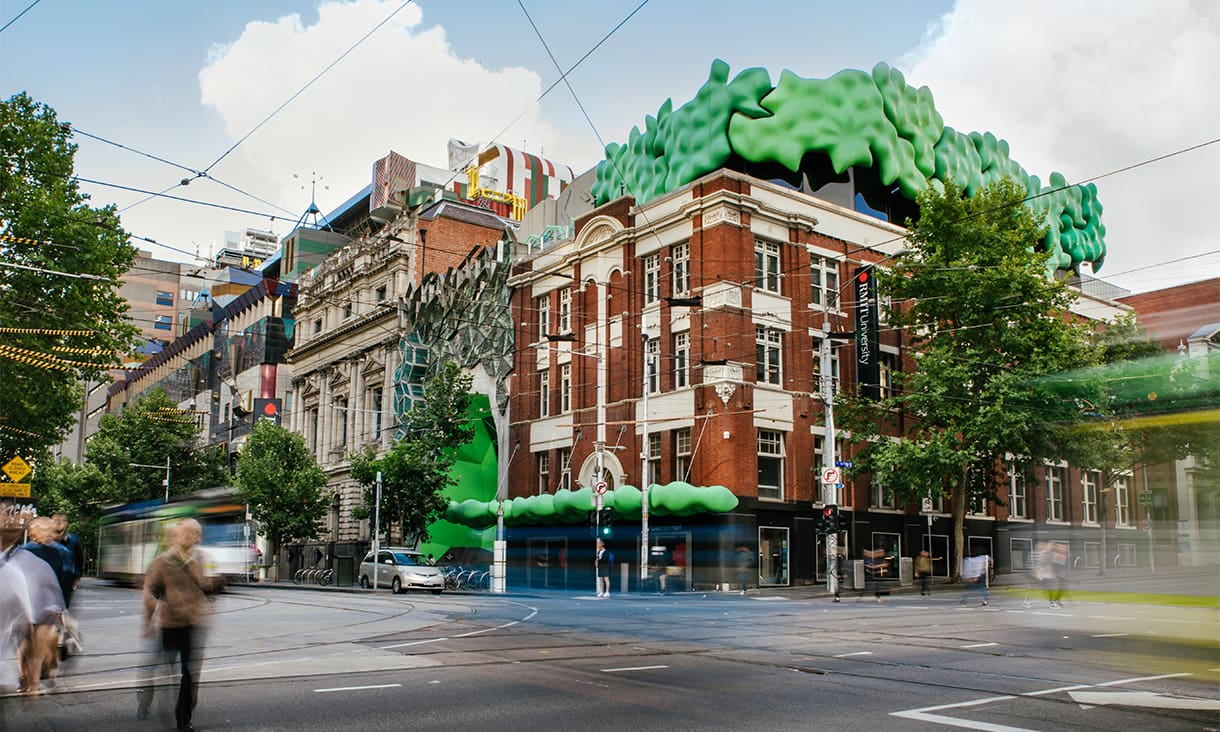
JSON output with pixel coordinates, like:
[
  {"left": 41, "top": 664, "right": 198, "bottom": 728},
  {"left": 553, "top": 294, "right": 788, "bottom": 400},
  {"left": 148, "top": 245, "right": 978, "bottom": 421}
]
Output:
[
  {"left": 734, "top": 544, "right": 753, "bottom": 595},
  {"left": 915, "top": 550, "right": 934, "bottom": 596},
  {"left": 863, "top": 548, "right": 886, "bottom": 602},
  {"left": 138, "top": 519, "right": 220, "bottom": 732},
  {"left": 960, "top": 554, "right": 990, "bottom": 606},
  {"left": 1047, "top": 542, "right": 1069, "bottom": 608},
  {"left": 595, "top": 539, "right": 613, "bottom": 597},
  {"left": 12, "top": 517, "right": 70, "bottom": 696}
]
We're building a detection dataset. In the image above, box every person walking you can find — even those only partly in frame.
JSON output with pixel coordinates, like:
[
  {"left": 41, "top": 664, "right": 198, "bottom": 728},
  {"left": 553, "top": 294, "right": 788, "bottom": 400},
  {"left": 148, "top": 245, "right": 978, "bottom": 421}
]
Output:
[
  {"left": 960, "top": 554, "right": 990, "bottom": 606},
  {"left": 915, "top": 550, "right": 934, "bottom": 596},
  {"left": 734, "top": 545, "right": 753, "bottom": 595},
  {"left": 1047, "top": 542, "right": 1069, "bottom": 608},
  {"left": 595, "top": 539, "right": 612, "bottom": 598},
  {"left": 138, "top": 519, "right": 219, "bottom": 732}
]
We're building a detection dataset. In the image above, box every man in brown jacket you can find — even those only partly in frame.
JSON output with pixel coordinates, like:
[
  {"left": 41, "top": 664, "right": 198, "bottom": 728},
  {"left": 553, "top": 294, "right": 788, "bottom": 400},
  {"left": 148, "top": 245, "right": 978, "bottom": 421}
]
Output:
[{"left": 138, "top": 519, "right": 218, "bottom": 732}]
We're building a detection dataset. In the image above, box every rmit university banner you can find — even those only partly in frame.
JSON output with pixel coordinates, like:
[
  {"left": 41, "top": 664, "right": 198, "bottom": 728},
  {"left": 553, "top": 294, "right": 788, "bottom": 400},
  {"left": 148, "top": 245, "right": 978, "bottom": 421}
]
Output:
[{"left": 854, "top": 266, "right": 880, "bottom": 400}]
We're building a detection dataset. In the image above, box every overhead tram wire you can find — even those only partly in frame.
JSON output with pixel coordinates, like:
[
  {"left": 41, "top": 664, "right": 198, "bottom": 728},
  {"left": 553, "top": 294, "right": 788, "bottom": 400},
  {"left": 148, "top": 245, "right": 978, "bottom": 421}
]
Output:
[{"left": 0, "top": 0, "right": 41, "bottom": 34}]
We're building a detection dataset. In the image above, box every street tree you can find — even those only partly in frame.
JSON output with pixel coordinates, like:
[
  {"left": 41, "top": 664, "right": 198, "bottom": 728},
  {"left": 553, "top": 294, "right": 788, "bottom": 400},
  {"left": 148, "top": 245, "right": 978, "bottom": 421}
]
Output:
[
  {"left": 27, "top": 456, "right": 107, "bottom": 563},
  {"left": 235, "top": 419, "right": 328, "bottom": 580},
  {"left": 0, "top": 93, "right": 140, "bottom": 458},
  {"left": 350, "top": 362, "right": 473, "bottom": 546},
  {"left": 85, "top": 388, "right": 229, "bottom": 504},
  {"left": 838, "top": 178, "right": 1091, "bottom": 579}
]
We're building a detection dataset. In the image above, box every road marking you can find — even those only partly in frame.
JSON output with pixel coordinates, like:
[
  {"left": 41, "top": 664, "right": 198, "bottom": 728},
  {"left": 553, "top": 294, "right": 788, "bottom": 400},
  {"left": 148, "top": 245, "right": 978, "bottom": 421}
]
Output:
[
  {"left": 961, "top": 642, "right": 998, "bottom": 649},
  {"left": 1024, "top": 684, "right": 1091, "bottom": 697},
  {"left": 380, "top": 637, "right": 448, "bottom": 649},
  {"left": 1090, "top": 632, "right": 1128, "bottom": 638},
  {"left": 834, "top": 651, "right": 873, "bottom": 658},
  {"left": 1068, "top": 690, "right": 1220, "bottom": 710},
  {"left": 891, "top": 695, "right": 1028, "bottom": 732},
  {"left": 601, "top": 665, "right": 669, "bottom": 673},
  {"left": 315, "top": 683, "right": 402, "bottom": 693},
  {"left": 1095, "top": 672, "right": 1191, "bottom": 686}
]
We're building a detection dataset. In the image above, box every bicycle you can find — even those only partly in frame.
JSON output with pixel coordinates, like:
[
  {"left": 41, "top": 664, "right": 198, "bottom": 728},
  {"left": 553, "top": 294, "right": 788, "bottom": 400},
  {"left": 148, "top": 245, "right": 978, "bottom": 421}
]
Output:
[
  {"left": 293, "top": 569, "right": 306, "bottom": 585},
  {"left": 316, "top": 568, "right": 333, "bottom": 586}
]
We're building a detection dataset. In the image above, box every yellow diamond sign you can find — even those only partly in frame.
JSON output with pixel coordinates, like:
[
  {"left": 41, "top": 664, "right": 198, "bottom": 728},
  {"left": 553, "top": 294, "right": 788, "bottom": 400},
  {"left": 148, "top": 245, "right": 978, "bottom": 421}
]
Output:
[{"left": 3, "top": 456, "right": 31, "bottom": 483}]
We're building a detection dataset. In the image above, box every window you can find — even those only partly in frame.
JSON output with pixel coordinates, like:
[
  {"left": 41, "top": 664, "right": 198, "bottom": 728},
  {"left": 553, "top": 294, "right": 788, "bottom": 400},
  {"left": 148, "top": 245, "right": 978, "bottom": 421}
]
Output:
[
  {"left": 538, "top": 295, "right": 551, "bottom": 338},
  {"left": 648, "top": 433, "right": 661, "bottom": 485},
  {"left": 757, "top": 430, "right": 784, "bottom": 500},
  {"left": 672, "top": 243, "right": 689, "bottom": 294},
  {"left": 1010, "top": 538, "right": 1033, "bottom": 571},
  {"left": 334, "top": 398, "right": 348, "bottom": 447},
  {"left": 537, "top": 452, "right": 550, "bottom": 495},
  {"left": 673, "top": 332, "right": 689, "bottom": 388},
  {"left": 308, "top": 407, "right": 319, "bottom": 454},
  {"left": 155, "top": 290, "right": 173, "bottom": 306},
  {"left": 558, "top": 448, "right": 571, "bottom": 491},
  {"left": 560, "top": 364, "right": 571, "bottom": 413},
  {"left": 342, "top": 303, "right": 352, "bottom": 320},
  {"left": 968, "top": 492, "right": 988, "bottom": 516},
  {"left": 1008, "top": 464, "right": 1027, "bottom": 518},
  {"left": 754, "top": 240, "right": 781, "bottom": 292},
  {"left": 1047, "top": 465, "right": 1066, "bottom": 521},
  {"left": 675, "top": 428, "right": 692, "bottom": 482},
  {"left": 539, "top": 369, "right": 550, "bottom": 417},
  {"left": 313, "top": 318, "right": 323, "bottom": 334},
  {"left": 1082, "top": 470, "right": 1100, "bottom": 524},
  {"left": 1114, "top": 475, "right": 1132, "bottom": 527},
  {"left": 557, "top": 288, "right": 571, "bottom": 333},
  {"left": 644, "top": 254, "right": 660, "bottom": 304},
  {"left": 870, "top": 477, "right": 895, "bottom": 509},
  {"left": 646, "top": 338, "right": 660, "bottom": 393},
  {"left": 879, "top": 353, "right": 897, "bottom": 398},
  {"left": 755, "top": 327, "right": 782, "bottom": 385},
  {"left": 812, "top": 338, "right": 840, "bottom": 394},
  {"left": 810, "top": 255, "right": 839, "bottom": 309},
  {"left": 375, "top": 285, "right": 387, "bottom": 302},
  {"left": 154, "top": 314, "right": 172, "bottom": 330},
  {"left": 371, "top": 387, "right": 383, "bottom": 440},
  {"left": 812, "top": 436, "right": 845, "bottom": 505}
]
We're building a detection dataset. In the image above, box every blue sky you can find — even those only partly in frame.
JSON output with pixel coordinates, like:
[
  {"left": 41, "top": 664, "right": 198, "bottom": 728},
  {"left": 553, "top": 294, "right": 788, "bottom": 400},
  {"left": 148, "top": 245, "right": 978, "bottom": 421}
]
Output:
[{"left": 2, "top": 0, "right": 1217, "bottom": 294}]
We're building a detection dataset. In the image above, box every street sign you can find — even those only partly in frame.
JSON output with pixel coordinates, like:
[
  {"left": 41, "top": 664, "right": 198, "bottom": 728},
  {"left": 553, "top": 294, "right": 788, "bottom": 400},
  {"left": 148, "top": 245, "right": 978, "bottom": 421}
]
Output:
[
  {"left": 835, "top": 460, "right": 853, "bottom": 469},
  {"left": 3, "top": 456, "right": 31, "bottom": 483},
  {"left": 594, "top": 480, "right": 608, "bottom": 495},
  {"left": 1138, "top": 491, "right": 1153, "bottom": 505},
  {"left": 821, "top": 467, "right": 842, "bottom": 485},
  {"left": 921, "top": 497, "right": 933, "bottom": 513},
  {"left": 0, "top": 483, "right": 31, "bottom": 498}
]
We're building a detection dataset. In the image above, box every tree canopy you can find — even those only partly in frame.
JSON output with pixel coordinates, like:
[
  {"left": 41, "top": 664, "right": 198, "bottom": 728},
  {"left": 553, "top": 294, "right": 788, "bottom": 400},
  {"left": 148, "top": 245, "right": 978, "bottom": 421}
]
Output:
[
  {"left": 350, "top": 362, "right": 474, "bottom": 546},
  {"left": 0, "top": 93, "right": 140, "bottom": 458},
  {"left": 839, "top": 177, "right": 1092, "bottom": 577},
  {"left": 235, "top": 419, "right": 329, "bottom": 573}
]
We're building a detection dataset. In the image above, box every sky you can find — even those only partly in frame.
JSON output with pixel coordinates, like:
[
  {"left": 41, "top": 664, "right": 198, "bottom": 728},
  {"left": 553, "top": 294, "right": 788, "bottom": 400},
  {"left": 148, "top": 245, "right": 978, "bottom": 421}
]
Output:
[{"left": 1, "top": 0, "right": 1217, "bottom": 295}]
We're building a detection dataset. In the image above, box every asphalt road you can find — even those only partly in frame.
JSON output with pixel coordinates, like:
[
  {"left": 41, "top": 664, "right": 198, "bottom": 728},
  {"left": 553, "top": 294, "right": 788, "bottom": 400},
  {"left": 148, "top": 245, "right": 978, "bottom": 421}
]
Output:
[{"left": 4, "top": 579, "right": 1217, "bottom": 731}]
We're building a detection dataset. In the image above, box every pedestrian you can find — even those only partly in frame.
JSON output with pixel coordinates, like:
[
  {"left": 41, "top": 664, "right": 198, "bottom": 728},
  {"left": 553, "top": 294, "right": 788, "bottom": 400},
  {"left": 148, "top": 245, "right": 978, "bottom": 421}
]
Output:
[
  {"left": 1047, "top": 542, "right": 1069, "bottom": 608},
  {"left": 915, "top": 550, "right": 934, "bottom": 596},
  {"left": 734, "top": 544, "right": 753, "bottom": 595},
  {"left": 138, "top": 519, "right": 220, "bottom": 732},
  {"left": 960, "top": 554, "right": 990, "bottom": 606},
  {"left": 863, "top": 548, "right": 886, "bottom": 602},
  {"left": 13, "top": 517, "right": 70, "bottom": 696},
  {"left": 595, "top": 539, "right": 613, "bottom": 597},
  {"left": 51, "top": 513, "right": 85, "bottom": 655}
]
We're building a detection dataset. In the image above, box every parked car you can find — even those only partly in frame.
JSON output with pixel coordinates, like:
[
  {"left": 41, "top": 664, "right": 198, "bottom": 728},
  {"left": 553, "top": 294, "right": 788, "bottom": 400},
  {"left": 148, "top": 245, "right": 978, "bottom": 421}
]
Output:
[{"left": 359, "top": 548, "right": 444, "bottom": 594}]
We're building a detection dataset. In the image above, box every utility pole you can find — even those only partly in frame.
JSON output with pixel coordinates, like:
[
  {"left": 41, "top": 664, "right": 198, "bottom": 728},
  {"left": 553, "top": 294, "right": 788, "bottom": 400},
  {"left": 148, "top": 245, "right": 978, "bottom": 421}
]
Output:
[
  {"left": 130, "top": 457, "right": 171, "bottom": 502},
  {"left": 640, "top": 338, "right": 652, "bottom": 586},
  {"left": 820, "top": 332, "right": 839, "bottom": 597},
  {"left": 372, "top": 470, "right": 382, "bottom": 593}
]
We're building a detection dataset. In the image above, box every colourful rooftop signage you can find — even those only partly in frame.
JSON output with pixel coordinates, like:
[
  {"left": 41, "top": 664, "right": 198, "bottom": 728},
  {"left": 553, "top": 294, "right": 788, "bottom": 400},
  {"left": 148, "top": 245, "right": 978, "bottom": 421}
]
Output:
[{"left": 592, "top": 60, "right": 1106, "bottom": 272}]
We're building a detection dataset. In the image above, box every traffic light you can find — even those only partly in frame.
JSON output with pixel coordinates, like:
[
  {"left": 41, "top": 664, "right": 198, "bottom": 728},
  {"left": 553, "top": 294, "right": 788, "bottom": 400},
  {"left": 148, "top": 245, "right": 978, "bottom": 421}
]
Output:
[
  {"left": 821, "top": 504, "right": 840, "bottom": 534},
  {"left": 598, "top": 508, "right": 613, "bottom": 537}
]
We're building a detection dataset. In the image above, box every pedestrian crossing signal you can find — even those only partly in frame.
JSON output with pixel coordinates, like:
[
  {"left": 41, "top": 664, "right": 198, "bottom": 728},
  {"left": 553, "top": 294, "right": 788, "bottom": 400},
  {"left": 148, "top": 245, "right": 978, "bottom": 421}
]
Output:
[{"left": 817, "top": 504, "right": 840, "bottom": 534}]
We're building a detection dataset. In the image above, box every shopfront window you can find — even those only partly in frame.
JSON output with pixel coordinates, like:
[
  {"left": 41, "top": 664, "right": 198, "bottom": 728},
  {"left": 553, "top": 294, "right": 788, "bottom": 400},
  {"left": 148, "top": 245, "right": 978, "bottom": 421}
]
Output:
[{"left": 758, "top": 526, "right": 789, "bottom": 586}]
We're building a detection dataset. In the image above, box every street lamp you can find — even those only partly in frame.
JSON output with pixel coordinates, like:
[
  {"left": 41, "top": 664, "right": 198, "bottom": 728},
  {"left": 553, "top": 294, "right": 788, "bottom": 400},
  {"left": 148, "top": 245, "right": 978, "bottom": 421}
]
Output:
[{"left": 130, "top": 456, "right": 171, "bottom": 502}]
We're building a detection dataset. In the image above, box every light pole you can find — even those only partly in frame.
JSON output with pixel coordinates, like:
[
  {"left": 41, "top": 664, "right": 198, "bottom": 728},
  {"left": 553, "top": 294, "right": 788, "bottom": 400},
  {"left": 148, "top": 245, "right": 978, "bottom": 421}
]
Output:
[
  {"left": 130, "top": 456, "right": 171, "bottom": 502},
  {"left": 372, "top": 470, "right": 382, "bottom": 593}
]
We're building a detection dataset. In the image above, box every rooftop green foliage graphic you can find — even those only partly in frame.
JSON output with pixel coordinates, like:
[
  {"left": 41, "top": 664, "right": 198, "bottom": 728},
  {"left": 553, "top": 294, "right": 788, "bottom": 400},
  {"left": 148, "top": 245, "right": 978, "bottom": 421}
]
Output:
[
  {"left": 593, "top": 60, "right": 1106, "bottom": 272},
  {"left": 444, "top": 481, "right": 739, "bottom": 529}
]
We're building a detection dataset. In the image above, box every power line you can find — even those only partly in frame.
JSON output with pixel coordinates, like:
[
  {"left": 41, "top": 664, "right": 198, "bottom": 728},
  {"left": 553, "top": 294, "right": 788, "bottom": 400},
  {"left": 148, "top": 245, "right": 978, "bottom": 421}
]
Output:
[{"left": 0, "top": 0, "right": 41, "bottom": 34}]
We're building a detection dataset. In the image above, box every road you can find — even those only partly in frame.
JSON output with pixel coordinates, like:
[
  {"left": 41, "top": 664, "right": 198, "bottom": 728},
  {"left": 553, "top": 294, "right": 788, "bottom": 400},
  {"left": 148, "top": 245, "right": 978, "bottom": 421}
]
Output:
[{"left": 4, "top": 579, "right": 1217, "bottom": 731}]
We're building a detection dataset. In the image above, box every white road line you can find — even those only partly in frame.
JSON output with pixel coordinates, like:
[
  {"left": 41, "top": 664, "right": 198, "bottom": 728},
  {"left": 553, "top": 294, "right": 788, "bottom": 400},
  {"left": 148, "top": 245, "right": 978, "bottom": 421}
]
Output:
[
  {"left": 1024, "top": 684, "right": 1091, "bottom": 697},
  {"left": 834, "top": 651, "right": 873, "bottom": 658},
  {"left": 315, "top": 683, "right": 401, "bottom": 693},
  {"left": 891, "top": 696, "right": 1028, "bottom": 732},
  {"left": 601, "top": 665, "right": 669, "bottom": 673},
  {"left": 961, "top": 642, "right": 998, "bottom": 649},
  {"left": 1090, "top": 632, "right": 1129, "bottom": 638},
  {"left": 1096, "top": 672, "right": 1191, "bottom": 686},
  {"left": 380, "top": 637, "right": 449, "bottom": 649}
]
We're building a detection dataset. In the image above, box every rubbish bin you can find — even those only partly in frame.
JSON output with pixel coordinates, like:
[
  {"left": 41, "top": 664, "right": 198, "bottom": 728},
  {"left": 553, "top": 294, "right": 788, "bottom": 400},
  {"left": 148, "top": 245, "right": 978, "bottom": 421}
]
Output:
[
  {"left": 847, "top": 560, "right": 865, "bottom": 589},
  {"left": 899, "top": 556, "right": 913, "bottom": 586}
]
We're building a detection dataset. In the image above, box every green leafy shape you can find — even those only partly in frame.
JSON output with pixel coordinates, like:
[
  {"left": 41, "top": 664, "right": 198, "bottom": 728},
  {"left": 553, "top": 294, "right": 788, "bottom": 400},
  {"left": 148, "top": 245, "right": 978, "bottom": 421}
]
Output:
[
  {"left": 871, "top": 62, "right": 943, "bottom": 180},
  {"left": 933, "top": 127, "right": 984, "bottom": 195}
]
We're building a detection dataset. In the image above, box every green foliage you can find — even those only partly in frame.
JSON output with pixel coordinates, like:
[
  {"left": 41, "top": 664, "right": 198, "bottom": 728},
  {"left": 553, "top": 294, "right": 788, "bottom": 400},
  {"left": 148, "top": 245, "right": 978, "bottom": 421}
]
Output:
[
  {"left": 350, "top": 363, "right": 474, "bottom": 545},
  {"left": 235, "top": 419, "right": 328, "bottom": 554},
  {"left": 28, "top": 456, "right": 107, "bottom": 562},
  {"left": 0, "top": 93, "right": 140, "bottom": 457},
  {"left": 838, "top": 178, "right": 1092, "bottom": 576},
  {"left": 84, "top": 388, "right": 229, "bottom": 504}
]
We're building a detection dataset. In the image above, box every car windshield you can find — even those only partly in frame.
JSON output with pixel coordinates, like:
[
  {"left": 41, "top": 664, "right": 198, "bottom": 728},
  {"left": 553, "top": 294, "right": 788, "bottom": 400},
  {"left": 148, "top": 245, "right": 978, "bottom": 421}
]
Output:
[{"left": 391, "top": 552, "right": 422, "bottom": 566}]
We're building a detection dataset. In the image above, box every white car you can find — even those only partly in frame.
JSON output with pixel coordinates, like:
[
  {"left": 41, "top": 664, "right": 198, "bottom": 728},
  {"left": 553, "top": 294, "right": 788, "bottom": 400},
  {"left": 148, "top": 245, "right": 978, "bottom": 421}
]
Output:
[{"left": 359, "top": 548, "right": 444, "bottom": 594}]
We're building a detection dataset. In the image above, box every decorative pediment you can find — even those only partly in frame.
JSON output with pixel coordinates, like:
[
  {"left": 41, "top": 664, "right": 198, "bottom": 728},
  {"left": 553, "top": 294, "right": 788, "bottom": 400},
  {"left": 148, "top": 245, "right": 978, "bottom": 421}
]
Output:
[{"left": 575, "top": 215, "right": 625, "bottom": 252}]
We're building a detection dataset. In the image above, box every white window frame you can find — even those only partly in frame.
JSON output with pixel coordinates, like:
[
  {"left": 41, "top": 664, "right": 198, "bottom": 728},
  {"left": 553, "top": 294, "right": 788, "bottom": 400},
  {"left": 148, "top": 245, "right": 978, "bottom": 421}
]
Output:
[
  {"left": 672, "top": 243, "right": 690, "bottom": 295},
  {"left": 646, "top": 338, "right": 660, "bottom": 393},
  {"left": 560, "top": 364, "right": 571, "bottom": 413},
  {"left": 557, "top": 288, "right": 571, "bottom": 333},
  {"left": 539, "top": 369, "right": 550, "bottom": 417},
  {"left": 559, "top": 448, "right": 571, "bottom": 492},
  {"left": 675, "top": 428, "right": 692, "bottom": 483},
  {"left": 756, "top": 326, "right": 782, "bottom": 385},
  {"left": 754, "top": 240, "right": 781, "bottom": 293},
  {"left": 812, "top": 338, "right": 840, "bottom": 394},
  {"left": 644, "top": 254, "right": 660, "bottom": 304},
  {"left": 538, "top": 296, "right": 551, "bottom": 339},
  {"left": 810, "top": 254, "right": 839, "bottom": 309},
  {"left": 673, "top": 331, "right": 689, "bottom": 388},
  {"left": 648, "top": 433, "right": 661, "bottom": 485},
  {"left": 870, "top": 476, "right": 895, "bottom": 509},
  {"left": 1008, "top": 464, "right": 1027, "bottom": 519},
  {"left": 537, "top": 452, "right": 550, "bottom": 495},
  {"left": 1047, "top": 465, "right": 1066, "bottom": 522},
  {"left": 757, "top": 430, "right": 784, "bottom": 501},
  {"left": 1114, "top": 475, "right": 1132, "bottom": 527},
  {"left": 1082, "top": 470, "right": 1100, "bottom": 525}
]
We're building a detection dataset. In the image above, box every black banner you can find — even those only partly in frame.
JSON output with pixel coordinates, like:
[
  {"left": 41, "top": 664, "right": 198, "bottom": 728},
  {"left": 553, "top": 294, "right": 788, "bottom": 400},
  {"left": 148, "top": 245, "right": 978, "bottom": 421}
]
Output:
[{"left": 854, "top": 266, "right": 880, "bottom": 400}]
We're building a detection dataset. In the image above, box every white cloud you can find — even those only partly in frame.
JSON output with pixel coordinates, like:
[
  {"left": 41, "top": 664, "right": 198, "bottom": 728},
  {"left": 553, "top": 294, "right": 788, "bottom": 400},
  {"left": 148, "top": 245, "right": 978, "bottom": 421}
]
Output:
[
  {"left": 197, "top": 0, "right": 596, "bottom": 225},
  {"left": 901, "top": 0, "right": 1220, "bottom": 292}
]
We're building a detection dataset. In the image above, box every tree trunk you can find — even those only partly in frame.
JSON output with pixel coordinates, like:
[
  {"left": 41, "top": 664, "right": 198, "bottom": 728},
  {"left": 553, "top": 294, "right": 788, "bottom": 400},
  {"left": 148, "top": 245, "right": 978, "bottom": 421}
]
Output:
[{"left": 952, "top": 483, "right": 966, "bottom": 583}]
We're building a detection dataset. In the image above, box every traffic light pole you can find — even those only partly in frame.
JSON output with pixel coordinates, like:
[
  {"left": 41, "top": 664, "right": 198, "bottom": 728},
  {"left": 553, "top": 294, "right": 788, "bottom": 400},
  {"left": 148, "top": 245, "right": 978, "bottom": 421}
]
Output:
[{"left": 820, "top": 334, "right": 839, "bottom": 597}]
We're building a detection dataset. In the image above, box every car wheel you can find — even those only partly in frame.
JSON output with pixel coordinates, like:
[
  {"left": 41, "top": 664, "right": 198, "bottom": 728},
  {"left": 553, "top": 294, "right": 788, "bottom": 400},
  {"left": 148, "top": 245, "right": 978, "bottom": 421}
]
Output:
[
  {"left": 359, "top": 575, "right": 370, "bottom": 589},
  {"left": 391, "top": 576, "right": 402, "bottom": 594},
  {"left": 431, "top": 589, "right": 443, "bottom": 595}
]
